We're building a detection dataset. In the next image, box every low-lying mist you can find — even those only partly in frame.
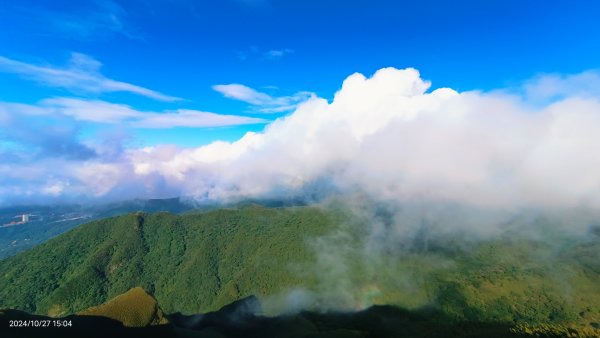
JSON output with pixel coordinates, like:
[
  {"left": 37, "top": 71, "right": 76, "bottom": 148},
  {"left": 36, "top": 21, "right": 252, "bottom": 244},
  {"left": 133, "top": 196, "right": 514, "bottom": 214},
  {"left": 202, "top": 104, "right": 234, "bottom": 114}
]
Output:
[{"left": 262, "top": 195, "right": 600, "bottom": 316}]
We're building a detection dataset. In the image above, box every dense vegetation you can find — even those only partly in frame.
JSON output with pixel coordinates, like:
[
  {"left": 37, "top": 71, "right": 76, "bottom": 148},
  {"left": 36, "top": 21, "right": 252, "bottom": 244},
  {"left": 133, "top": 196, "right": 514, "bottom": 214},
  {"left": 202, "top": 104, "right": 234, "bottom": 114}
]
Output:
[
  {"left": 0, "top": 204, "right": 598, "bottom": 335},
  {"left": 0, "top": 205, "right": 332, "bottom": 315}
]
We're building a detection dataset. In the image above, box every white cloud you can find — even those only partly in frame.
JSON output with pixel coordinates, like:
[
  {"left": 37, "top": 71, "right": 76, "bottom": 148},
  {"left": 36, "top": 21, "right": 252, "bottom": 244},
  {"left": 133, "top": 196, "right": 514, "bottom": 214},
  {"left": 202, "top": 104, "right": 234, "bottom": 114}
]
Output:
[
  {"left": 42, "top": 97, "right": 142, "bottom": 123},
  {"left": 0, "top": 53, "right": 180, "bottom": 101},
  {"left": 213, "top": 84, "right": 272, "bottom": 105},
  {"left": 130, "top": 67, "right": 600, "bottom": 208},
  {"left": 264, "top": 49, "right": 294, "bottom": 60},
  {"left": 133, "top": 109, "right": 268, "bottom": 128},
  {"left": 524, "top": 70, "right": 600, "bottom": 103},
  {"left": 2, "top": 67, "right": 600, "bottom": 210},
  {"left": 236, "top": 46, "right": 294, "bottom": 62},
  {"left": 213, "top": 83, "right": 314, "bottom": 113},
  {"left": 1, "top": 98, "right": 268, "bottom": 128}
]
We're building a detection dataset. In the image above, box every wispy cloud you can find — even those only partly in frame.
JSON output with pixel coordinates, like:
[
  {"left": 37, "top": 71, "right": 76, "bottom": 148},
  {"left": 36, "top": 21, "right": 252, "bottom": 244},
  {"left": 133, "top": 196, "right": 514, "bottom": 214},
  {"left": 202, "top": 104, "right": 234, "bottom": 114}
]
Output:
[
  {"left": 41, "top": 98, "right": 143, "bottom": 123},
  {"left": 1, "top": 98, "right": 268, "bottom": 128},
  {"left": 212, "top": 84, "right": 272, "bottom": 105},
  {"left": 236, "top": 46, "right": 294, "bottom": 62},
  {"left": 0, "top": 53, "right": 180, "bottom": 101},
  {"left": 213, "top": 84, "right": 313, "bottom": 113},
  {"left": 0, "top": 103, "right": 97, "bottom": 161},
  {"left": 523, "top": 70, "right": 600, "bottom": 103},
  {"left": 51, "top": 0, "right": 133, "bottom": 39},
  {"left": 0, "top": 96, "right": 268, "bottom": 187},
  {"left": 264, "top": 49, "right": 294, "bottom": 60},
  {"left": 5, "top": 0, "right": 138, "bottom": 40},
  {"left": 134, "top": 110, "right": 267, "bottom": 128}
]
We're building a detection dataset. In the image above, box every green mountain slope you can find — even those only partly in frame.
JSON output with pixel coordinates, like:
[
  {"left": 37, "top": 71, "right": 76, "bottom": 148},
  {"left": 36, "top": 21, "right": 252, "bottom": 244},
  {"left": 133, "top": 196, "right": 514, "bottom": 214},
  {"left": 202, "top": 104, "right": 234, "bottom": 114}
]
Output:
[
  {"left": 0, "top": 205, "right": 332, "bottom": 315},
  {"left": 0, "top": 204, "right": 598, "bottom": 332}
]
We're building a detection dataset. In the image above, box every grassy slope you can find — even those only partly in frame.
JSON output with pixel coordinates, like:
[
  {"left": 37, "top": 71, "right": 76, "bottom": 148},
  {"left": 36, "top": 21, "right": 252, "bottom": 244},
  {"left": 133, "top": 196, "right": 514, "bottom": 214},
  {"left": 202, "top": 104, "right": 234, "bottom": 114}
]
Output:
[
  {"left": 0, "top": 204, "right": 598, "bottom": 331},
  {"left": 78, "top": 287, "right": 168, "bottom": 327}
]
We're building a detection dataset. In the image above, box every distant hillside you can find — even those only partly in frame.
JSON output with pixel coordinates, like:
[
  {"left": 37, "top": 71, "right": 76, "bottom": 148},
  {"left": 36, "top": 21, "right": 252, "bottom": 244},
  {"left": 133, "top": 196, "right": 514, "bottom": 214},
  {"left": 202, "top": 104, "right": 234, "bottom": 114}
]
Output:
[
  {"left": 0, "top": 204, "right": 598, "bottom": 332},
  {"left": 0, "top": 197, "right": 195, "bottom": 258}
]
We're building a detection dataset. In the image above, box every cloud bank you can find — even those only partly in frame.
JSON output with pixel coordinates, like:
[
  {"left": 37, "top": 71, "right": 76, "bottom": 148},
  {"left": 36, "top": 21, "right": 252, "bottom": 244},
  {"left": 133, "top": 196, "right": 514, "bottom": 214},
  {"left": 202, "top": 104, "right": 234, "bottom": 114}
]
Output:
[{"left": 2, "top": 67, "right": 600, "bottom": 209}]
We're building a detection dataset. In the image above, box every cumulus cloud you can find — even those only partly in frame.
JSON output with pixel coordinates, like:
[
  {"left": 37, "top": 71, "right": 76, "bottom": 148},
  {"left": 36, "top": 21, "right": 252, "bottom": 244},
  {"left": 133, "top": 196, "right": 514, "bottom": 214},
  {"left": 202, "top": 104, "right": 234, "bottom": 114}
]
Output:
[
  {"left": 0, "top": 53, "right": 180, "bottom": 101},
  {"left": 213, "top": 84, "right": 314, "bottom": 113},
  {"left": 2, "top": 67, "right": 600, "bottom": 210}
]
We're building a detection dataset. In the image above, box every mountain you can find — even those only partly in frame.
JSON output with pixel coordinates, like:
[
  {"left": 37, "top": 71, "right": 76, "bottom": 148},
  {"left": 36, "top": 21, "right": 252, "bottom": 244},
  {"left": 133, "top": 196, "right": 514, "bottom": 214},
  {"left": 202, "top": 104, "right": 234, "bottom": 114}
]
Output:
[
  {"left": 2, "top": 287, "right": 598, "bottom": 338},
  {"left": 0, "top": 197, "right": 195, "bottom": 259},
  {"left": 0, "top": 204, "right": 599, "bottom": 335},
  {"left": 0, "top": 205, "right": 332, "bottom": 315}
]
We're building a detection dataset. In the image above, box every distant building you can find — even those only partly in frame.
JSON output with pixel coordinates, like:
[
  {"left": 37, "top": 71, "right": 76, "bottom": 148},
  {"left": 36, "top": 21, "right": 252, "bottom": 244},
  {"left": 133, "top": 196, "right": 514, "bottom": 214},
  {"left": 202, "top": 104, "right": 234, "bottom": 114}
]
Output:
[{"left": 1, "top": 214, "right": 34, "bottom": 227}]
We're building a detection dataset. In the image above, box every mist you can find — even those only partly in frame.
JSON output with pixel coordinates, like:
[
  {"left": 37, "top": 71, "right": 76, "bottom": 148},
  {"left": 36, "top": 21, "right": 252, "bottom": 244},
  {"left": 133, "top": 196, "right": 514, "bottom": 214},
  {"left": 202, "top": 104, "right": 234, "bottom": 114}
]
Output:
[{"left": 259, "top": 194, "right": 600, "bottom": 315}]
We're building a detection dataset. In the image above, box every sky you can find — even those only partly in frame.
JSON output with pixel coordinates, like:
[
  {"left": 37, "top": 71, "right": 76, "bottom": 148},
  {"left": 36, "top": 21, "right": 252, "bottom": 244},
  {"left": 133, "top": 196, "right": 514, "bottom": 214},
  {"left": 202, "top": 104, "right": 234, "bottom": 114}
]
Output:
[{"left": 1, "top": 0, "right": 600, "bottom": 205}]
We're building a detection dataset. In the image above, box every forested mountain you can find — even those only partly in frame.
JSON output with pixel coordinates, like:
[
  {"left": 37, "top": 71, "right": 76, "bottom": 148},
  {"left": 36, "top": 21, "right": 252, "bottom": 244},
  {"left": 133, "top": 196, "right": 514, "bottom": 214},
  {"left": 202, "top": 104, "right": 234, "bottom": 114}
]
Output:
[
  {"left": 0, "top": 205, "right": 598, "bottom": 336},
  {"left": 0, "top": 206, "right": 332, "bottom": 315}
]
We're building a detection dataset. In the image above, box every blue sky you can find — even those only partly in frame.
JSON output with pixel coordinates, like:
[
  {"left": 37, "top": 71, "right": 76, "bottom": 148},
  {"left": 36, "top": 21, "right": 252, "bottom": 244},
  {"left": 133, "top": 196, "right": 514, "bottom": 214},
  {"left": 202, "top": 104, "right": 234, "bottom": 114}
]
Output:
[{"left": 1, "top": 0, "right": 600, "bottom": 204}]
